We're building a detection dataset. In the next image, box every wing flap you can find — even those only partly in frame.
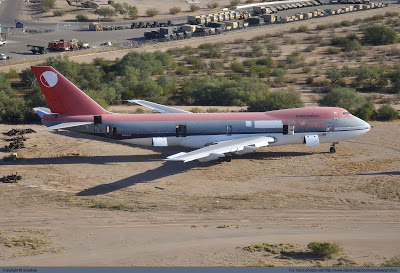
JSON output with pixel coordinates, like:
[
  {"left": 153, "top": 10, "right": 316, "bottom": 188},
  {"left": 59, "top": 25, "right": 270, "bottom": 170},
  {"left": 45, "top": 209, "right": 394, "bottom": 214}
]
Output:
[
  {"left": 42, "top": 121, "right": 93, "bottom": 131},
  {"left": 166, "top": 136, "right": 276, "bottom": 163},
  {"left": 128, "top": 100, "right": 191, "bottom": 114}
]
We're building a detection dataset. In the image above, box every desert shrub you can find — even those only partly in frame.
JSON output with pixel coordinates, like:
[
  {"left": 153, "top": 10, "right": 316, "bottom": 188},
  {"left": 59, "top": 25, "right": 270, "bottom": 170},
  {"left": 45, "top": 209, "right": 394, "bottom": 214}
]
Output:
[
  {"left": 309, "top": 35, "right": 323, "bottom": 43},
  {"left": 375, "top": 104, "right": 399, "bottom": 121},
  {"left": 388, "top": 69, "right": 400, "bottom": 93},
  {"left": 112, "top": 2, "right": 138, "bottom": 19},
  {"left": 354, "top": 101, "right": 375, "bottom": 121},
  {"left": 316, "top": 24, "right": 331, "bottom": 31},
  {"left": 190, "top": 4, "right": 200, "bottom": 12},
  {"left": 327, "top": 47, "right": 341, "bottom": 54},
  {"left": 53, "top": 10, "right": 66, "bottom": 16},
  {"left": 353, "top": 64, "right": 389, "bottom": 91},
  {"left": 343, "top": 40, "right": 363, "bottom": 52},
  {"left": 297, "top": 25, "right": 310, "bottom": 33},
  {"left": 308, "top": 242, "right": 341, "bottom": 260},
  {"left": 94, "top": 7, "right": 117, "bottom": 20},
  {"left": 305, "top": 45, "right": 316, "bottom": 52},
  {"left": 305, "top": 76, "right": 314, "bottom": 85},
  {"left": 169, "top": 6, "right": 181, "bottom": 14},
  {"left": 229, "top": 0, "right": 241, "bottom": 7},
  {"left": 175, "top": 66, "right": 190, "bottom": 76},
  {"left": 250, "top": 42, "right": 263, "bottom": 56},
  {"left": 146, "top": 8, "right": 159, "bottom": 17},
  {"left": 303, "top": 66, "right": 312, "bottom": 74},
  {"left": 383, "top": 256, "right": 400, "bottom": 267},
  {"left": 286, "top": 50, "right": 302, "bottom": 65},
  {"left": 76, "top": 13, "right": 89, "bottom": 21},
  {"left": 256, "top": 57, "right": 276, "bottom": 68},
  {"left": 248, "top": 90, "right": 303, "bottom": 112},
  {"left": 231, "top": 61, "right": 246, "bottom": 73},
  {"left": 319, "top": 87, "right": 367, "bottom": 113},
  {"left": 5, "top": 69, "right": 19, "bottom": 79},
  {"left": 266, "top": 42, "right": 279, "bottom": 55},
  {"left": 248, "top": 65, "right": 270, "bottom": 78},
  {"left": 207, "top": 2, "right": 219, "bottom": 9},
  {"left": 40, "top": 0, "right": 56, "bottom": 12},
  {"left": 363, "top": 24, "right": 399, "bottom": 45},
  {"left": 200, "top": 47, "right": 222, "bottom": 58}
]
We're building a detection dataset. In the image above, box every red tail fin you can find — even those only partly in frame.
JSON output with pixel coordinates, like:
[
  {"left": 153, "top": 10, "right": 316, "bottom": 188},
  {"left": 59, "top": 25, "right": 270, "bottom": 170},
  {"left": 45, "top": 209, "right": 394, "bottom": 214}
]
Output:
[{"left": 31, "top": 66, "right": 110, "bottom": 116}]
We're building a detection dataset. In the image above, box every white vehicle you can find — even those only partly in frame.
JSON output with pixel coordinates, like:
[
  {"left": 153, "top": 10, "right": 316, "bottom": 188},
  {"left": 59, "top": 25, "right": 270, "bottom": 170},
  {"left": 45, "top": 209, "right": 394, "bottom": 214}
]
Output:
[
  {"left": 0, "top": 53, "right": 10, "bottom": 60},
  {"left": 0, "top": 40, "right": 6, "bottom": 46}
]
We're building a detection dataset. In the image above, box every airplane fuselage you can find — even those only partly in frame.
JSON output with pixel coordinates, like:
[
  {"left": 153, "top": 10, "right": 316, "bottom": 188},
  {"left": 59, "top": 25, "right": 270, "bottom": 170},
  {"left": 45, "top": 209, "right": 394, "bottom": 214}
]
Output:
[{"left": 41, "top": 107, "right": 370, "bottom": 149}]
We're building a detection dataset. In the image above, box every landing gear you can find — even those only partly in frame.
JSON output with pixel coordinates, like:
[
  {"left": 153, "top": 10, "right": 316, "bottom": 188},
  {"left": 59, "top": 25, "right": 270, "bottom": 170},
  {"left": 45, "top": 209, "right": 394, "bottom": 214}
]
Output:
[
  {"left": 330, "top": 143, "right": 336, "bottom": 153},
  {"left": 225, "top": 155, "right": 232, "bottom": 162}
]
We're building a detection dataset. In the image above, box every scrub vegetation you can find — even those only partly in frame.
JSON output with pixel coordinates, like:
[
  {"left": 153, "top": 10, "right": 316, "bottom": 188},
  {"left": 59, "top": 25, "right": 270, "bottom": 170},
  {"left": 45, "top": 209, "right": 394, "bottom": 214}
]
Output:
[{"left": 1, "top": 11, "right": 400, "bottom": 124}]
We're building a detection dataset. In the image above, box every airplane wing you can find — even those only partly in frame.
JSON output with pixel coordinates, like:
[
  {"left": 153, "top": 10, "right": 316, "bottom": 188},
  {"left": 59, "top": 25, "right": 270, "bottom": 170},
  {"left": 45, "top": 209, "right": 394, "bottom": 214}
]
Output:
[
  {"left": 127, "top": 100, "right": 192, "bottom": 114},
  {"left": 41, "top": 122, "right": 93, "bottom": 131},
  {"left": 166, "top": 136, "right": 276, "bottom": 163}
]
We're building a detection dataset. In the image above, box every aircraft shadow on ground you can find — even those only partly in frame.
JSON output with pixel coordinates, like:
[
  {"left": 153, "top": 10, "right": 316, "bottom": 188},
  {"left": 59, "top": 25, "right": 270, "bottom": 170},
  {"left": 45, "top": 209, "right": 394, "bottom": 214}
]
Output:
[{"left": 76, "top": 161, "right": 208, "bottom": 196}]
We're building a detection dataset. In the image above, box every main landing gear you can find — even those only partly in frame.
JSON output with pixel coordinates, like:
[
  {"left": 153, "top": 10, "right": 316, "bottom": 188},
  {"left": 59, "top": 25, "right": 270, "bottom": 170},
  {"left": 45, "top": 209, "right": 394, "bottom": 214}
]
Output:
[{"left": 330, "top": 143, "right": 337, "bottom": 153}]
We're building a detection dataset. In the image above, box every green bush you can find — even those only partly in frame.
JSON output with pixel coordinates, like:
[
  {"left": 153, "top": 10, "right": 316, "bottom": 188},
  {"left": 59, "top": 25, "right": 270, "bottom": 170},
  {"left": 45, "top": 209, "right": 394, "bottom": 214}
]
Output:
[
  {"left": 363, "top": 24, "right": 399, "bottom": 46},
  {"left": 375, "top": 104, "right": 399, "bottom": 121},
  {"left": 354, "top": 101, "right": 375, "bottom": 121},
  {"left": 307, "top": 242, "right": 342, "bottom": 260},
  {"left": 327, "top": 47, "right": 341, "bottom": 54},
  {"left": 40, "top": 0, "right": 56, "bottom": 12},
  {"left": 146, "top": 8, "right": 159, "bottom": 17},
  {"left": 190, "top": 4, "right": 200, "bottom": 12},
  {"left": 229, "top": 0, "right": 241, "bottom": 7},
  {"left": 169, "top": 7, "right": 181, "bottom": 14},
  {"left": 94, "top": 7, "right": 117, "bottom": 20},
  {"left": 53, "top": 10, "right": 66, "bottom": 16},
  {"left": 319, "top": 87, "right": 367, "bottom": 113},
  {"left": 231, "top": 61, "right": 246, "bottom": 73},
  {"left": 76, "top": 13, "right": 89, "bottom": 21},
  {"left": 388, "top": 69, "right": 400, "bottom": 93},
  {"left": 248, "top": 90, "right": 303, "bottom": 112},
  {"left": 207, "top": 2, "right": 219, "bottom": 9}
]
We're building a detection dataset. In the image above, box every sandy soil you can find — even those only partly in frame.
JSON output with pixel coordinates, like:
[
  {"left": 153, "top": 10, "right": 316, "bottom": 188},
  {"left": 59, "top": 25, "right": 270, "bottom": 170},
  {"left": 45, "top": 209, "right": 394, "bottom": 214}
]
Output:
[{"left": 0, "top": 119, "right": 399, "bottom": 266}]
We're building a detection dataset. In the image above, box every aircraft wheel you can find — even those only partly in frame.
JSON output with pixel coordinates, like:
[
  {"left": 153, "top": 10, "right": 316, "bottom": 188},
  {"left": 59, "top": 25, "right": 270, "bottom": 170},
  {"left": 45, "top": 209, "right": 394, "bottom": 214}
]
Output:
[
  {"left": 225, "top": 156, "right": 232, "bottom": 162},
  {"left": 330, "top": 146, "right": 336, "bottom": 153}
]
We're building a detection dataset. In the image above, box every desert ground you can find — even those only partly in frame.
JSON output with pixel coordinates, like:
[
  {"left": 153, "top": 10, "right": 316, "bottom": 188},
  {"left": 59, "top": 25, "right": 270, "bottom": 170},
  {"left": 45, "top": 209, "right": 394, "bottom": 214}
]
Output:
[
  {"left": 0, "top": 117, "right": 399, "bottom": 266},
  {"left": 1, "top": 0, "right": 400, "bottom": 268}
]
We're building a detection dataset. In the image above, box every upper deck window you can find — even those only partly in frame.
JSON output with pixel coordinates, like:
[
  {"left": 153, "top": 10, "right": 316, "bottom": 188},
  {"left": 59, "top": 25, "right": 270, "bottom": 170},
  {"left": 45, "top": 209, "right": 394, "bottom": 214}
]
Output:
[
  {"left": 295, "top": 114, "right": 320, "bottom": 118},
  {"left": 343, "top": 111, "right": 351, "bottom": 116}
]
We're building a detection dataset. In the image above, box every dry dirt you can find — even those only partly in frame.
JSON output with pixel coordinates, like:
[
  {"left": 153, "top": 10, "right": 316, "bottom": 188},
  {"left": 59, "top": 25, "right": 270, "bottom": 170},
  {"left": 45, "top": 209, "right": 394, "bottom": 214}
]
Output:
[{"left": 0, "top": 118, "right": 399, "bottom": 266}]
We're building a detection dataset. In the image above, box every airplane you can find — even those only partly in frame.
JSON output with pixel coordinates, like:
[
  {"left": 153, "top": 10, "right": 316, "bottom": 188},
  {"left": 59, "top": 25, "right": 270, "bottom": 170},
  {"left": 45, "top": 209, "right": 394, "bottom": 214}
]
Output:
[{"left": 31, "top": 66, "right": 371, "bottom": 163}]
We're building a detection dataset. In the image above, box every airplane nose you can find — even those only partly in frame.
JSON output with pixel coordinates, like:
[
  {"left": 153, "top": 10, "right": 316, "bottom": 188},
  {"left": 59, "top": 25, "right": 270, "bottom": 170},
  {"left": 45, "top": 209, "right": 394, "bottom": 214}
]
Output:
[{"left": 365, "top": 122, "right": 371, "bottom": 130}]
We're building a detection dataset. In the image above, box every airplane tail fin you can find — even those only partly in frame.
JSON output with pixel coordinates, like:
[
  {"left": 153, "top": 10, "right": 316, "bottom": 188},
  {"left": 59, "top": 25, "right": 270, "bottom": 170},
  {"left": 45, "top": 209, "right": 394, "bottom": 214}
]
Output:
[{"left": 31, "top": 66, "right": 110, "bottom": 116}]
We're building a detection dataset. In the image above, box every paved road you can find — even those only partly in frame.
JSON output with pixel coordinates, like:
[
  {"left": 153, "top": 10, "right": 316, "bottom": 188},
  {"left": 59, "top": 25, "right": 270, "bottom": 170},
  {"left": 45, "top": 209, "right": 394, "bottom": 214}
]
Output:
[{"left": 0, "top": 0, "right": 26, "bottom": 27}]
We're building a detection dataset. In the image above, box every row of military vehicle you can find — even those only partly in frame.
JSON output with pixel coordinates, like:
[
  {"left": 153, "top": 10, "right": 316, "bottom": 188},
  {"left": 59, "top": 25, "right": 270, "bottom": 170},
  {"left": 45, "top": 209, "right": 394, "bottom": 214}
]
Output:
[
  {"left": 144, "top": 1, "right": 387, "bottom": 41},
  {"left": 253, "top": 0, "right": 322, "bottom": 15},
  {"left": 143, "top": 19, "right": 250, "bottom": 41}
]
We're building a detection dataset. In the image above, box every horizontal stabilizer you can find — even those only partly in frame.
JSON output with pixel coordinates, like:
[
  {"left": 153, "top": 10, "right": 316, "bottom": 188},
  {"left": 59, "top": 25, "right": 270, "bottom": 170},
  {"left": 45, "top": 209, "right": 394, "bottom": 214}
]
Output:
[
  {"left": 33, "top": 107, "right": 52, "bottom": 118},
  {"left": 42, "top": 121, "right": 93, "bottom": 131},
  {"left": 128, "top": 100, "right": 192, "bottom": 114}
]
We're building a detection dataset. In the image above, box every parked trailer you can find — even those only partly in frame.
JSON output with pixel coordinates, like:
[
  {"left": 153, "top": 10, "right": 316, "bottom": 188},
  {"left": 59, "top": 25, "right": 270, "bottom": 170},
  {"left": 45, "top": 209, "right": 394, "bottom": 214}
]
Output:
[
  {"left": 89, "top": 22, "right": 102, "bottom": 31},
  {"left": 248, "top": 16, "right": 265, "bottom": 26},
  {"left": 262, "top": 14, "right": 276, "bottom": 23},
  {"left": 207, "top": 22, "right": 227, "bottom": 34}
]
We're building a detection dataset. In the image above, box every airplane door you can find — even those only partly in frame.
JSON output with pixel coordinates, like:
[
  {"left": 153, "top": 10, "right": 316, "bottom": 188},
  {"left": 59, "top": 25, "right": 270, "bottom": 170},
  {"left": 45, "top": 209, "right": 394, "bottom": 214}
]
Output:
[
  {"left": 226, "top": 125, "right": 232, "bottom": 136},
  {"left": 326, "top": 124, "right": 332, "bottom": 135},
  {"left": 94, "top": 115, "right": 102, "bottom": 132}
]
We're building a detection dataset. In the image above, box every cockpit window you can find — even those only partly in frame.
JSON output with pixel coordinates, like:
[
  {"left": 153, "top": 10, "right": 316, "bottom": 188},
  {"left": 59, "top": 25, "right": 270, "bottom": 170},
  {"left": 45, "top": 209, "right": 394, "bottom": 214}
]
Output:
[{"left": 343, "top": 111, "right": 351, "bottom": 115}]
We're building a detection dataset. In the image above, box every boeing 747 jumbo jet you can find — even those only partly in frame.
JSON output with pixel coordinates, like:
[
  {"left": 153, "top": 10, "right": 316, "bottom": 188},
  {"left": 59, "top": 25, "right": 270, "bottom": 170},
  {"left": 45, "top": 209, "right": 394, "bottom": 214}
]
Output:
[{"left": 32, "top": 66, "right": 371, "bottom": 163}]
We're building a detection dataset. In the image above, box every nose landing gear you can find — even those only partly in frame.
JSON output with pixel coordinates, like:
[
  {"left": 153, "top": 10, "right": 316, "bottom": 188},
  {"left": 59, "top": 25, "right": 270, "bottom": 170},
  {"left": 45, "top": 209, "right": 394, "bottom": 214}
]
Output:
[{"left": 330, "top": 143, "right": 336, "bottom": 153}]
